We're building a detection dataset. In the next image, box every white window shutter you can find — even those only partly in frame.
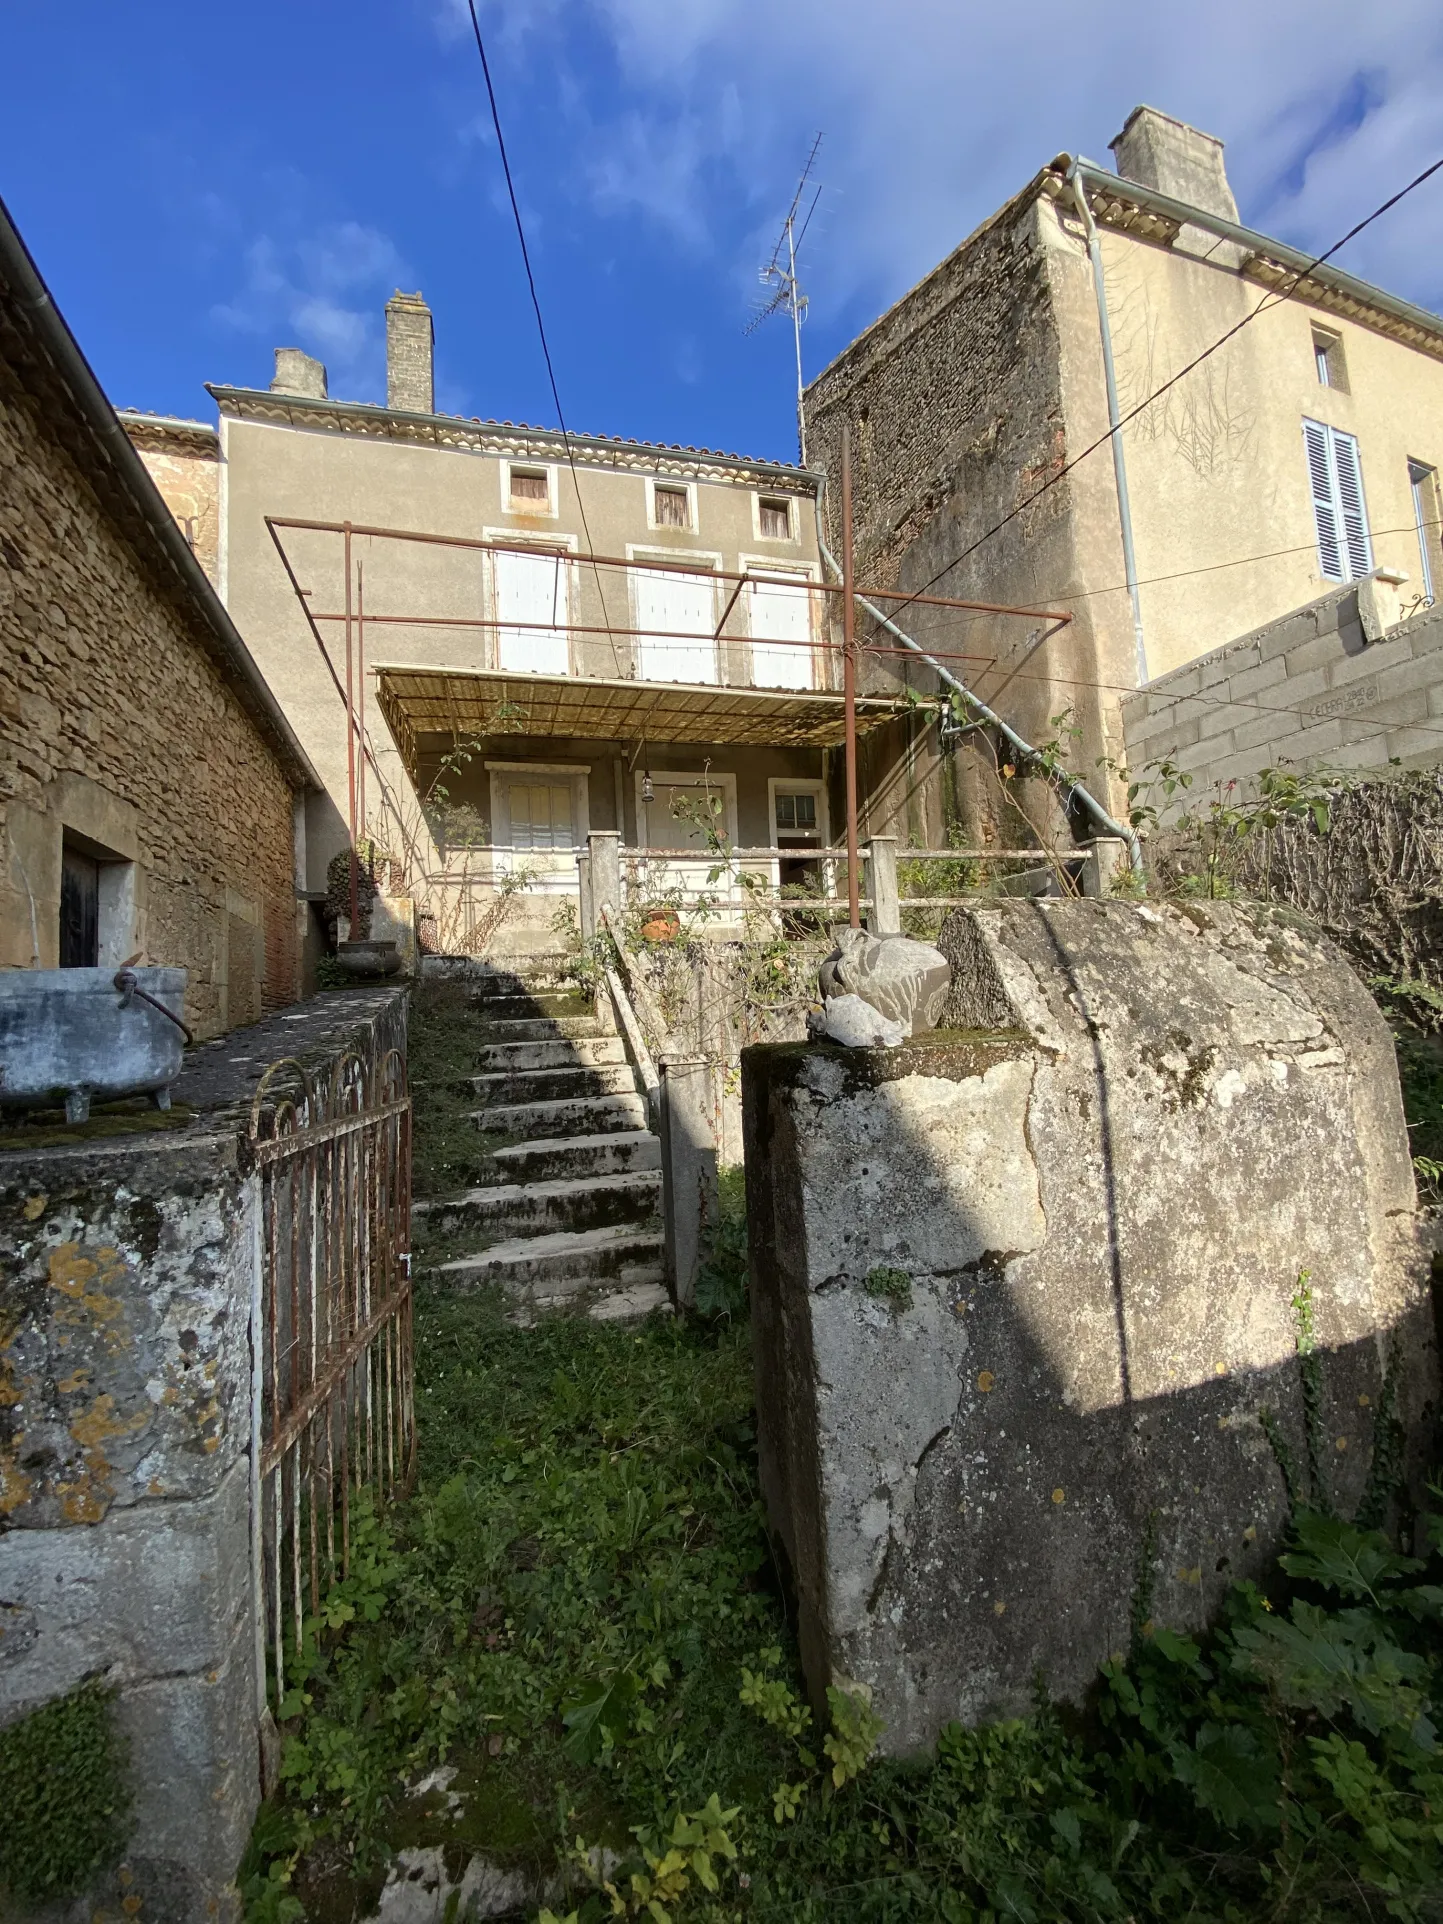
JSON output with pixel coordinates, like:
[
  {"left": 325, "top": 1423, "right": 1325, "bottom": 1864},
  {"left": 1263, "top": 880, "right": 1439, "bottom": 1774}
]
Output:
[
  {"left": 1304, "top": 419, "right": 1344, "bottom": 580},
  {"left": 1330, "top": 429, "right": 1373, "bottom": 579}
]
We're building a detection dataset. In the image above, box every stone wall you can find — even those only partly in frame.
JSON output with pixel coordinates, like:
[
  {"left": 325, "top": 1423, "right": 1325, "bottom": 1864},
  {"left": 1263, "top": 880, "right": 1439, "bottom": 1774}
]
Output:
[
  {"left": 1, "top": 331, "right": 300, "bottom": 1034},
  {"left": 0, "top": 987, "right": 407, "bottom": 1921},
  {"left": 743, "top": 899, "right": 1437, "bottom": 1755},
  {"left": 1120, "top": 581, "right": 1443, "bottom": 795},
  {"left": 120, "top": 418, "right": 220, "bottom": 587}
]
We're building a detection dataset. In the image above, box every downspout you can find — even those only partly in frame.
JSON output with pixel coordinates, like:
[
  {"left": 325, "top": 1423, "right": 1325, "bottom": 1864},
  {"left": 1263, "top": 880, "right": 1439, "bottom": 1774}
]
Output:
[
  {"left": 1066, "top": 159, "right": 1148, "bottom": 687},
  {"left": 811, "top": 477, "right": 1144, "bottom": 877}
]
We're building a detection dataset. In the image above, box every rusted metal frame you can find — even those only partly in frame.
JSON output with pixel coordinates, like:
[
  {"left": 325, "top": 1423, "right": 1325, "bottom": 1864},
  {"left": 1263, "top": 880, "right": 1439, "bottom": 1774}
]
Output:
[
  {"left": 266, "top": 515, "right": 1071, "bottom": 619},
  {"left": 344, "top": 525, "right": 360, "bottom": 934},
  {"left": 251, "top": 1096, "right": 412, "bottom": 1160},
  {"left": 358, "top": 561, "right": 367, "bottom": 849},
  {"left": 265, "top": 517, "right": 383, "bottom": 791},
  {"left": 711, "top": 573, "right": 748, "bottom": 643}
]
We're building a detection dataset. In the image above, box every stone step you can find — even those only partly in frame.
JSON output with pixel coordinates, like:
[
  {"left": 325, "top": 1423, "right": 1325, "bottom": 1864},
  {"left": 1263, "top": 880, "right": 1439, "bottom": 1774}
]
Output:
[
  {"left": 416, "top": 1169, "right": 661, "bottom": 1238},
  {"left": 475, "top": 991, "right": 594, "bottom": 1023},
  {"left": 467, "top": 1063, "right": 637, "bottom": 1105},
  {"left": 474, "top": 1036, "right": 626, "bottom": 1073},
  {"left": 472, "top": 1092, "right": 649, "bottom": 1141},
  {"left": 440, "top": 1222, "right": 664, "bottom": 1294},
  {"left": 490, "top": 1130, "right": 661, "bottom": 1183},
  {"left": 482, "top": 1015, "right": 604, "bottom": 1043}
]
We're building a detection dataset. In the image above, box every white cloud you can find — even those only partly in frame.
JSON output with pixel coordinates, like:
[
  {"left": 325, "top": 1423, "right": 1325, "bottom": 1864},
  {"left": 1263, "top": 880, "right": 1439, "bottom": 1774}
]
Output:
[
  {"left": 212, "top": 215, "right": 408, "bottom": 400},
  {"left": 481, "top": 0, "right": 1443, "bottom": 327}
]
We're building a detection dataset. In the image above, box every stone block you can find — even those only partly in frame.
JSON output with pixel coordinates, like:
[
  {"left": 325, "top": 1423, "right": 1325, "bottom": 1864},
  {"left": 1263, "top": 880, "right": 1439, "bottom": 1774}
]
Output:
[
  {"left": 1225, "top": 656, "right": 1288, "bottom": 702},
  {"left": 743, "top": 901, "right": 1435, "bottom": 1755}
]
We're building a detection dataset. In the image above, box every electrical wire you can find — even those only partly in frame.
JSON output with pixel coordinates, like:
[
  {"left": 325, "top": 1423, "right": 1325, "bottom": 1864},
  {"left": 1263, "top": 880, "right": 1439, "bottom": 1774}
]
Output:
[
  {"left": 464, "top": 0, "right": 622, "bottom": 668},
  {"left": 880, "top": 152, "right": 1443, "bottom": 618}
]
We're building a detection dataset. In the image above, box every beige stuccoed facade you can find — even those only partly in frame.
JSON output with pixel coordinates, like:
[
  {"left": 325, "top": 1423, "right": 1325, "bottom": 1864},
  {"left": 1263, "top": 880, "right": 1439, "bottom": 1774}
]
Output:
[
  {"left": 805, "top": 105, "right": 1443, "bottom": 842},
  {"left": 129, "top": 330, "right": 885, "bottom": 951}
]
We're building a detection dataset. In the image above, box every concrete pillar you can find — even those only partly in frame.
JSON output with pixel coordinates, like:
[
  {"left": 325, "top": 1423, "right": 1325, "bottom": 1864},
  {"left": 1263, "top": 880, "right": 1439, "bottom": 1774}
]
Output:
[
  {"left": 1079, "top": 836, "right": 1129, "bottom": 898},
  {"left": 660, "top": 1056, "right": 718, "bottom": 1309},
  {"left": 589, "top": 830, "right": 622, "bottom": 925},
  {"left": 576, "top": 851, "right": 594, "bottom": 939},
  {"left": 867, "top": 834, "right": 900, "bottom": 935}
]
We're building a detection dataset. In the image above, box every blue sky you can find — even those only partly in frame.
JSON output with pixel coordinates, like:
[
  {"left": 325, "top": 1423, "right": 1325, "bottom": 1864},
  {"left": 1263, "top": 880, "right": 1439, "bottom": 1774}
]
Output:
[{"left": 4, "top": 0, "right": 1443, "bottom": 469}]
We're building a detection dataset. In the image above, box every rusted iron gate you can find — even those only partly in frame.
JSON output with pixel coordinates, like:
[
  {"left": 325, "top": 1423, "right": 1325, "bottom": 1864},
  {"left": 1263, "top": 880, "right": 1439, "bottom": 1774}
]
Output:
[{"left": 247, "top": 1044, "right": 413, "bottom": 1720}]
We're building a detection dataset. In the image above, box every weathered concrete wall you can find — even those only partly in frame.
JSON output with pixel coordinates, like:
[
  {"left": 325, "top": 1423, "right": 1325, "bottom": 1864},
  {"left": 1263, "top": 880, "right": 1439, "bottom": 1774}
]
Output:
[
  {"left": 0, "top": 986, "right": 407, "bottom": 1921},
  {"left": 743, "top": 899, "right": 1437, "bottom": 1755},
  {"left": 1121, "top": 582, "right": 1443, "bottom": 794}
]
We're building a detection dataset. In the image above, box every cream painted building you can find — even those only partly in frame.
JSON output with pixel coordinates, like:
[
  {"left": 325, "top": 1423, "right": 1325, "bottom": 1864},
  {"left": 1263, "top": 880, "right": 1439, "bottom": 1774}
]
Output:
[
  {"left": 128, "top": 299, "right": 902, "bottom": 950},
  {"left": 805, "top": 105, "right": 1443, "bottom": 842}
]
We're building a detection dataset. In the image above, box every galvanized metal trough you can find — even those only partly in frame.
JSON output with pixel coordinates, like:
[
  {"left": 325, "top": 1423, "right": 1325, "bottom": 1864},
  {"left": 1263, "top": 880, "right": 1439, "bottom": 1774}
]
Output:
[{"left": 0, "top": 967, "right": 189, "bottom": 1122}]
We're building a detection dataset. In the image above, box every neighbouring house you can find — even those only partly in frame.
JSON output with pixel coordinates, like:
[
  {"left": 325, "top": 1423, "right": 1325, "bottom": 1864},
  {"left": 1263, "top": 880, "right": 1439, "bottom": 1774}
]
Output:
[
  {"left": 0, "top": 194, "right": 317, "bottom": 1033},
  {"left": 804, "top": 104, "right": 1443, "bottom": 842},
  {"left": 127, "top": 297, "right": 905, "bottom": 954}
]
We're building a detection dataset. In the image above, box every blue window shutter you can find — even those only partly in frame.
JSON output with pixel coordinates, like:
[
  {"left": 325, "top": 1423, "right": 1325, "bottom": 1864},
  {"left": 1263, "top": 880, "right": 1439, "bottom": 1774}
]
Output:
[
  {"left": 1330, "top": 429, "right": 1373, "bottom": 579},
  {"left": 1304, "top": 419, "right": 1344, "bottom": 580}
]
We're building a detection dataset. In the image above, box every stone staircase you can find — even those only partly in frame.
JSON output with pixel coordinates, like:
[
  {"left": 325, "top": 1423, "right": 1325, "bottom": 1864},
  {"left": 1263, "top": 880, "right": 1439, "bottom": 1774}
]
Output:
[{"left": 418, "top": 963, "right": 667, "bottom": 1323}]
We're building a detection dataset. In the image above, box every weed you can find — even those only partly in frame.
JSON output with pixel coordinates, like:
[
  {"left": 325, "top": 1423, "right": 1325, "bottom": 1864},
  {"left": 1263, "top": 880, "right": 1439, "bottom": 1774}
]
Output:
[{"left": 862, "top": 1264, "right": 912, "bottom": 1312}]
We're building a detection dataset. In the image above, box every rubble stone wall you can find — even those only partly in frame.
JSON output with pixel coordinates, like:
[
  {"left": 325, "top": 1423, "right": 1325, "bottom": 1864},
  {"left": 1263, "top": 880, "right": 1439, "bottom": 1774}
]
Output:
[{"left": 0, "top": 352, "right": 296, "bottom": 1033}]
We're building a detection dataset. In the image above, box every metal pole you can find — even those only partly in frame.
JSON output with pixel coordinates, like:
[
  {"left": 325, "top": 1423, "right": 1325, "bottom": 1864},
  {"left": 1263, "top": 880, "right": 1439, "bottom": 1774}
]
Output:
[
  {"left": 344, "top": 523, "right": 359, "bottom": 937},
  {"left": 357, "top": 560, "right": 367, "bottom": 857},
  {"left": 841, "top": 424, "right": 859, "bottom": 929}
]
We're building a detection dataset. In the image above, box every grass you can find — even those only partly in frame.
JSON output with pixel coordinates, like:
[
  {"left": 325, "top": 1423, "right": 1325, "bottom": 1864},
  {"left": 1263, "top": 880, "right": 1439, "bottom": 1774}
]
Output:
[{"left": 239, "top": 979, "right": 1443, "bottom": 1924}]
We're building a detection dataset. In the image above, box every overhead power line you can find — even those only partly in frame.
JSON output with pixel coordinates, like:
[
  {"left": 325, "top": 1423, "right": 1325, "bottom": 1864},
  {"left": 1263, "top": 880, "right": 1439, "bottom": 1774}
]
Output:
[
  {"left": 884, "top": 151, "right": 1443, "bottom": 619},
  {"left": 463, "top": 0, "right": 620, "bottom": 661}
]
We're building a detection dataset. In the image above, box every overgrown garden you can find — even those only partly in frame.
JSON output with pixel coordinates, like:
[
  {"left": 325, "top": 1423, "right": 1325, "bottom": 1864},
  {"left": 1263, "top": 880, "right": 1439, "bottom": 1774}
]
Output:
[{"left": 234, "top": 967, "right": 1443, "bottom": 1924}]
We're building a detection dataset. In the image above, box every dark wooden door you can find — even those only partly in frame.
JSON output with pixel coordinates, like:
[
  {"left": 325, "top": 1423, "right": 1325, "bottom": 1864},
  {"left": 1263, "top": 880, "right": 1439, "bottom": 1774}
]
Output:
[{"left": 59, "top": 845, "right": 99, "bottom": 967}]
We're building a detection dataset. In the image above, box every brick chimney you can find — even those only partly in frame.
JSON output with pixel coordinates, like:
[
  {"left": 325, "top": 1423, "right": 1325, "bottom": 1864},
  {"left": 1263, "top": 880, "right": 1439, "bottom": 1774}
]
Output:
[
  {"left": 1109, "top": 107, "right": 1240, "bottom": 224},
  {"left": 386, "top": 290, "right": 434, "bottom": 415},
  {"left": 270, "top": 348, "right": 327, "bottom": 400}
]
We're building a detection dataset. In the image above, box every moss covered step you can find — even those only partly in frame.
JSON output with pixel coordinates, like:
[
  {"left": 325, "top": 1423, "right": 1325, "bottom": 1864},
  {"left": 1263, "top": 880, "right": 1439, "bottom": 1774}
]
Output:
[
  {"left": 467, "top": 1062, "right": 637, "bottom": 1106},
  {"left": 489, "top": 1129, "right": 661, "bottom": 1183},
  {"left": 477, "top": 1013, "right": 603, "bottom": 1043},
  {"left": 438, "top": 1221, "right": 664, "bottom": 1296},
  {"left": 415, "top": 1168, "right": 661, "bottom": 1238},
  {"left": 473, "top": 1035, "right": 626, "bottom": 1073},
  {"left": 470, "top": 1092, "right": 649, "bottom": 1140},
  {"left": 472, "top": 990, "right": 594, "bottom": 1021}
]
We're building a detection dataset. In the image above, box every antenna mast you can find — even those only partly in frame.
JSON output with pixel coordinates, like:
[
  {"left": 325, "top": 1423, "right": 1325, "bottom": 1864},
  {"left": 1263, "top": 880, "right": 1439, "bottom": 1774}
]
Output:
[{"left": 746, "top": 133, "right": 823, "bottom": 464}]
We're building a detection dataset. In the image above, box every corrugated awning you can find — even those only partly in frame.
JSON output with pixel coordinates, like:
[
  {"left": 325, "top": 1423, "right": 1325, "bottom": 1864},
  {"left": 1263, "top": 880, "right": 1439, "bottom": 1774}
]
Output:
[{"left": 374, "top": 665, "right": 905, "bottom": 758}]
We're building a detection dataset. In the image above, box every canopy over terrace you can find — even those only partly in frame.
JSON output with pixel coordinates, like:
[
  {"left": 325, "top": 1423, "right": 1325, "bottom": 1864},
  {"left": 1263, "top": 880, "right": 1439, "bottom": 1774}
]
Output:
[{"left": 374, "top": 664, "right": 905, "bottom": 769}]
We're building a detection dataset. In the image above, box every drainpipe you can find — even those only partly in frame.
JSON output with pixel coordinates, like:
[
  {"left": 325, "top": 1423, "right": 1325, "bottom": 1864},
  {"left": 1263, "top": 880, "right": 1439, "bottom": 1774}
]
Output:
[
  {"left": 811, "top": 478, "right": 1144, "bottom": 877},
  {"left": 1067, "top": 159, "right": 1148, "bottom": 687}
]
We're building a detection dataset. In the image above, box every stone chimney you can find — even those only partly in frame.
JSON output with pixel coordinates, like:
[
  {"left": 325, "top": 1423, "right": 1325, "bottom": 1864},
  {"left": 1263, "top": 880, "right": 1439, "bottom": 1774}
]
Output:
[
  {"left": 1109, "top": 106, "right": 1240, "bottom": 224},
  {"left": 386, "top": 290, "right": 434, "bottom": 415},
  {"left": 270, "top": 348, "right": 327, "bottom": 400}
]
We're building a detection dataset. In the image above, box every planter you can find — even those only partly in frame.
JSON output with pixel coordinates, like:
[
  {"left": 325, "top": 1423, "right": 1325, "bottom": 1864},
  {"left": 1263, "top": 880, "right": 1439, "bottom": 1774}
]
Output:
[
  {"left": 0, "top": 967, "right": 188, "bottom": 1123},
  {"left": 335, "top": 939, "right": 402, "bottom": 980},
  {"left": 639, "top": 905, "right": 681, "bottom": 944}
]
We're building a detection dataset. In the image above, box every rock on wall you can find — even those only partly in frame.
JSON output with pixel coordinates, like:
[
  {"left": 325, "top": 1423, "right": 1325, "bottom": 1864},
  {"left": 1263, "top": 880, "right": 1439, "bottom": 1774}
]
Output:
[{"left": 742, "top": 898, "right": 1438, "bottom": 1755}]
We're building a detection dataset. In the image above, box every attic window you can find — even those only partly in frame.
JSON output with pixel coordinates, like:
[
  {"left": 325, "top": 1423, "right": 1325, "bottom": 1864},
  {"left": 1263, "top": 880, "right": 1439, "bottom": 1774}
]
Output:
[
  {"left": 1313, "top": 329, "right": 1347, "bottom": 392},
  {"left": 758, "top": 496, "right": 792, "bottom": 539},
  {"left": 653, "top": 484, "right": 690, "bottom": 529},
  {"left": 509, "top": 467, "right": 550, "bottom": 507}
]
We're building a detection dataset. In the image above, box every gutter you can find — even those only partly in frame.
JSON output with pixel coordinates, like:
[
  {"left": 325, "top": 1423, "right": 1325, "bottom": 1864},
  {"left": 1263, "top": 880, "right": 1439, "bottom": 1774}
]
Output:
[
  {"left": 0, "top": 194, "right": 320, "bottom": 792},
  {"left": 811, "top": 480, "right": 1145, "bottom": 877},
  {"left": 1063, "top": 156, "right": 1443, "bottom": 349},
  {"left": 1067, "top": 161, "right": 1148, "bottom": 687}
]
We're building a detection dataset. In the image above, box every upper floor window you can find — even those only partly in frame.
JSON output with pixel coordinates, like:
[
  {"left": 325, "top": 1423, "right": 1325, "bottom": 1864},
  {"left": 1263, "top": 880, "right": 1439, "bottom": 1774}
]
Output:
[
  {"left": 651, "top": 482, "right": 691, "bottom": 530},
  {"left": 1312, "top": 328, "right": 1347, "bottom": 391},
  {"left": 1410, "top": 460, "right": 1437, "bottom": 605},
  {"left": 1304, "top": 419, "right": 1372, "bottom": 582},
  {"left": 757, "top": 495, "right": 794, "bottom": 540},
  {"left": 505, "top": 463, "right": 555, "bottom": 513}
]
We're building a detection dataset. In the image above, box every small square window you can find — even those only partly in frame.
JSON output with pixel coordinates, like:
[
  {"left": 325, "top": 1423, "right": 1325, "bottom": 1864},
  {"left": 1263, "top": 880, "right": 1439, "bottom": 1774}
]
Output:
[
  {"left": 1312, "top": 329, "right": 1347, "bottom": 392},
  {"left": 509, "top": 467, "right": 549, "bottom": 507},
  {"left": 775, "top": 791, "right": 816, "bottom": 832},
  {"left": 758, "top": 496, "right": 792, "bottom": 539},
  {"left": 653, "top": 484, "right": 690, "bottom": 529}
]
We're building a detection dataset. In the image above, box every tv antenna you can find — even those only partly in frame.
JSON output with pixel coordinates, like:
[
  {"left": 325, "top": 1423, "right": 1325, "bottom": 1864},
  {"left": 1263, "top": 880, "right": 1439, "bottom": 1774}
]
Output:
[{"left": 747, "top": 133, "right": 823, "bottom": 463}]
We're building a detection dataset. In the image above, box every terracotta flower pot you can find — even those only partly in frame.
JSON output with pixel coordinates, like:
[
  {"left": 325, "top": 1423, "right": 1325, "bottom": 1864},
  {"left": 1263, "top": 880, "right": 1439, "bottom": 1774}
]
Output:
[{"left": 639, "top": 906, "right": 680, "bottom": 944}]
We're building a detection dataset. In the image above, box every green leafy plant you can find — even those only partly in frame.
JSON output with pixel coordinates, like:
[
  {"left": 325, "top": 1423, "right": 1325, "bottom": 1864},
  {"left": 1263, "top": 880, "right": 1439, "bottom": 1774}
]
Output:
[
  {"left": 0, "top": 1679, "right": 130, "bottom": 1902},
  {"left": 862, "top": 1263, "right": 913, "bottom": 1312}
]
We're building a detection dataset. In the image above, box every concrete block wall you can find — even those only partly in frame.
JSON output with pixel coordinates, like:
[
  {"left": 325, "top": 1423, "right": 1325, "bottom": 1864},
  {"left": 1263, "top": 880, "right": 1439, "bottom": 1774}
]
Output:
[{"left": 1120, "top": 583, "right": 1443, "bottom": 798}]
